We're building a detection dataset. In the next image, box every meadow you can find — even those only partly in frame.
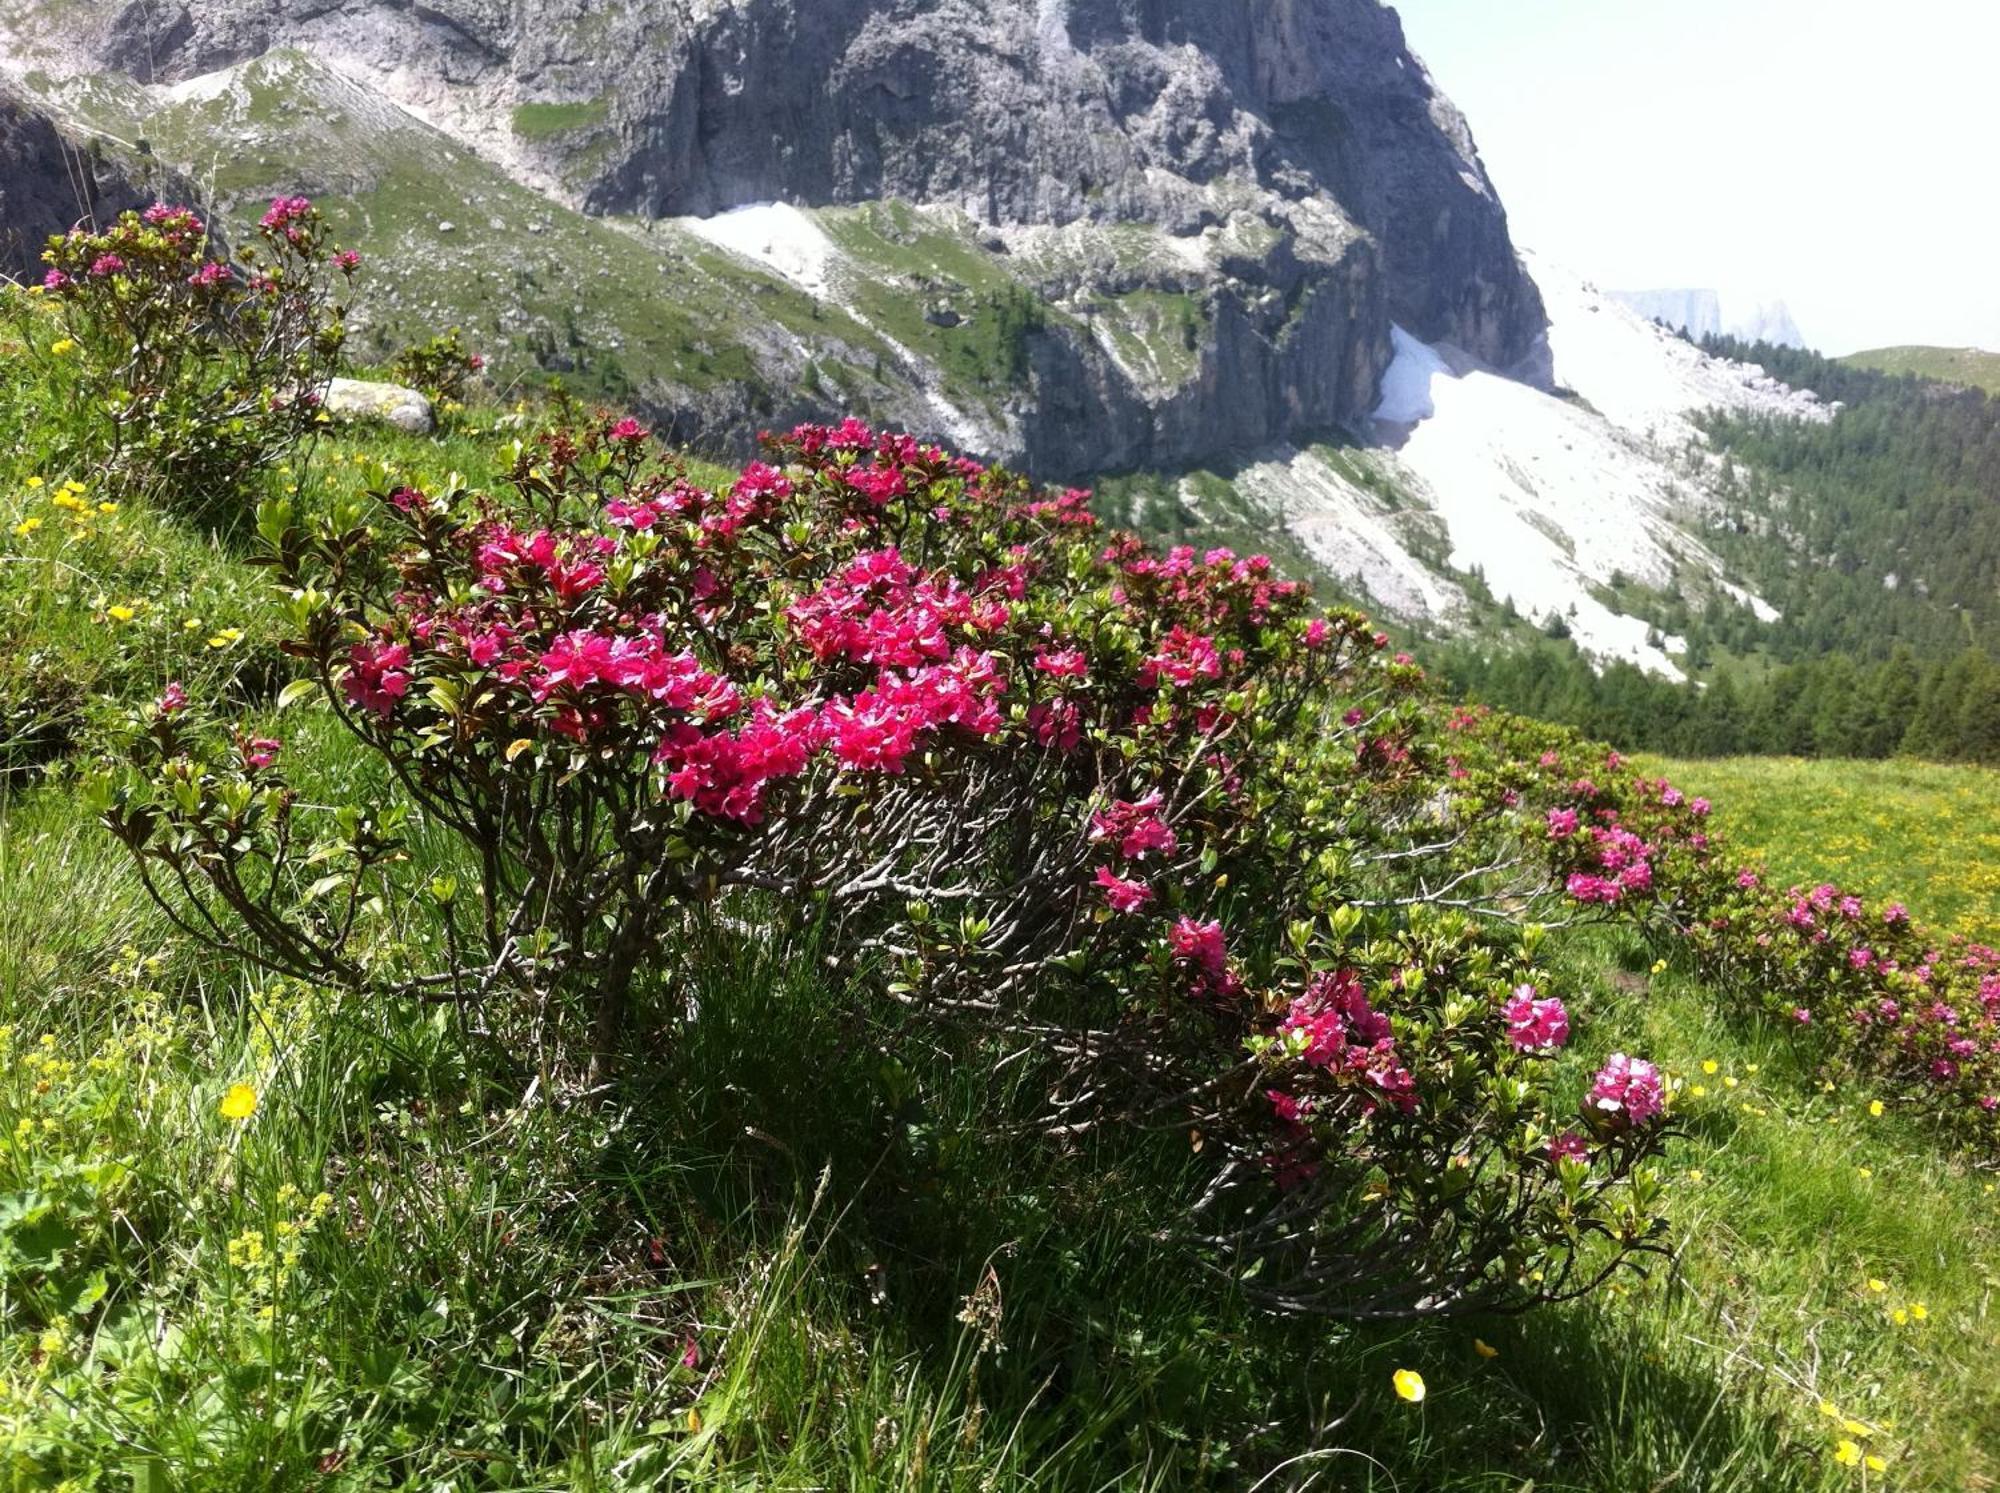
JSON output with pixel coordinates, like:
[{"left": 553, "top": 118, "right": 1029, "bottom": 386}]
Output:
[
  {"left": 1643, "top": 755, "right": 2000, "bottom": 939},
  {"left": 5, "top": 211, "right": 2000, "bottom": 1492}
]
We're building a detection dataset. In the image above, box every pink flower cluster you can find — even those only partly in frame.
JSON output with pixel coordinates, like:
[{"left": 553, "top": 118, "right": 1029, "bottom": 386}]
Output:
[
  {"left": 1503, "top": 985, "right": 1570, "bottom": 1052},
  {"left": 1589, "top": 1053, "right": 1666, "bottom": 1126},
  {"left": 1276, "top": 968, "right": 1415, "bottom": 1114},
  {"left": 787, "top": 547, "right": 1007, "bottom": 668},
  {"left": 1090, "top": 793, "right": 1178, "bottom": 861},
  {"left": 344, "top": 640, "right": 412, "bottom": 718}
]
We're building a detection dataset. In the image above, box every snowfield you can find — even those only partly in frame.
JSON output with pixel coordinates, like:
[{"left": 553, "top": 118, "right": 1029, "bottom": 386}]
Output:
[
  {"left": 677, "top": 203, "right": 841, "bottom": 301},
  {"left": 1242, "top": 257, "right": 1828, "bottom": 679}
]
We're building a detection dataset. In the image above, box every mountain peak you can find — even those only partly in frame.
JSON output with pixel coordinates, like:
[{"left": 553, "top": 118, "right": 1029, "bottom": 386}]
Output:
[{"left": 1609, "top": 288, "right": 1806, "bottom": 350}]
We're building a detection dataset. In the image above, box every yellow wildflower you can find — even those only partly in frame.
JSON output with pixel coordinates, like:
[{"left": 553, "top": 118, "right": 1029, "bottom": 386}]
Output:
[
  {"left": 1473, "top": 1338, "right": 1498, "bottom": 1359},
  {"left": 219, "top": 1083, "right": 258, "bottom": 1121},
  {"left": 49, "top": 338, "right": 75, "bottom": 356},
  {"left": 1866, "top": 1278, "right": 1887, "bottom": 1293},
  {"left": 1392, "top": 1368, "right": 1426, "bottom": 1403},
  {"left": 1868, "top": 1100, "right": 1884, "bottom": 1117},
  {"left": 1833, "top": 1440, "right": 1862, "bottom": 1467},
  {"left": 107, "top": 605, "right": 136, "bottom": 623},
  {"left": 1910, "top": 1302, "right": 1928, "bottom": 1321},
  {"left": 13, "top": 517, "right": 41, "bottom": 537},
  {"left": 1702, "top": 1060, "right": 1719, "bottom": 1075}
]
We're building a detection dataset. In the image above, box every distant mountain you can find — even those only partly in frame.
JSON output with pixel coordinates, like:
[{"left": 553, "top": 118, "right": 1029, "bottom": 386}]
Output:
[
  {"left": 1839, "top": 346, "right": 2000, "bottom": 396},
  {"left": 0, "top": 1, "right": 1842, "bottom": 682},
  {"left": 1611, "top": 289, "right": 1805, "bottom": 350},
  {"left": 0, "top": 0, "right": 1547, "bottom": 481}
]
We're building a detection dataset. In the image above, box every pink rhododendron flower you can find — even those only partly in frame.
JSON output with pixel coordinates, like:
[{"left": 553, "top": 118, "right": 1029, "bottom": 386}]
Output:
[
  {"left": 344, "top": 640, "right": 412, "bottom": 718},
  {"left": 1090, "top": 793, "right": 1178, "bottom": 862},
  {"left": 1094, "top": 865, "right": 1154, "bottom": 914},
  {"left": 1503, "top": 986, "right": 1570, "bottom": 1052},
  {"left": 1170, "top": 917, "right": 1228, "bottom": 977},
  {"left": 1547, "top": 1131, "right": 1591, "bottom": 1163},
  {"left": 1588, "top": 1054, "right": 1665, "bottom": 1125}
]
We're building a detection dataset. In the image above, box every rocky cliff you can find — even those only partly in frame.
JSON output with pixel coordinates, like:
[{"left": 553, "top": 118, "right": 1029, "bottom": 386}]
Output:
[
  {"left": 1, "top": 0, "right": 1546, "bottom": 475},
  {"left": 0, "top": 90, "right": 167, "bottom": 274}
]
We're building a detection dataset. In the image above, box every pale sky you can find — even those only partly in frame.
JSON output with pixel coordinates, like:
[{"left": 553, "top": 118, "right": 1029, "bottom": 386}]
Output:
[{"left": 1390, "top": 0, "right": 2000, "bottom": 355}]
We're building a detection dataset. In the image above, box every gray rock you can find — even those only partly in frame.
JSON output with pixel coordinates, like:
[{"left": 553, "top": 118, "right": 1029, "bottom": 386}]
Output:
[
  {"left": 8, "top": 0, "right": 1548, "bottom": 472},
  {"left": 322, "top": 377, "right": 434, "bottom": 435},
  {"left": 0, "top": 89, "right": 175, "bottom": 276}
]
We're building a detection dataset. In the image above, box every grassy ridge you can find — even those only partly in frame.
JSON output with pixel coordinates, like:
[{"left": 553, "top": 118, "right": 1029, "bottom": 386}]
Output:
[{"left": 1838, "top": 345, "right": 2000, "bottom": 396}]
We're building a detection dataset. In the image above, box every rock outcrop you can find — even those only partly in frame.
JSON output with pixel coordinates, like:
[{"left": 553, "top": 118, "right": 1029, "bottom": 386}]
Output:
[
  {"left": 2, "top": 0, "right": 1547, "bottom": 474},
  {"left": 322, "top": 377, "right": 434, "bottom": 435},
  {"left": 0, "top": 90, "right": 161, "bottom": 275}
]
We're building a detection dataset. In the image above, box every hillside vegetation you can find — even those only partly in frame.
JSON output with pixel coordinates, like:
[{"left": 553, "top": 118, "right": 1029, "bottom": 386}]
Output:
[
  {"left": 1445, "top": 337, "right": 2000, "bottom": 763},
  {"left": 1642, "top": 755, "right": 2000, "bottom": 939},
  {"left": 3, "top": 201, "right": 2000, "bottom": 1492},
  {"left": 1839, "top": 345, "right": 2000, "bottom": 396}
]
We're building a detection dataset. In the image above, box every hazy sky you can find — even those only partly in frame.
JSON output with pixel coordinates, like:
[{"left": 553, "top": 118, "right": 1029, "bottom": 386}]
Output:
[{"left": 1390, "top": 0, "right": 2000, "bottom": 355}]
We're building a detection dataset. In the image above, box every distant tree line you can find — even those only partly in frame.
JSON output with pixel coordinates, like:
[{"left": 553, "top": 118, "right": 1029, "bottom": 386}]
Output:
[
  {"left": 1440, "top": 639, "right": 2000, "bottom": 764},
  {"left": 1693, "top": 336, "right": 2000, "bottom": 663}
]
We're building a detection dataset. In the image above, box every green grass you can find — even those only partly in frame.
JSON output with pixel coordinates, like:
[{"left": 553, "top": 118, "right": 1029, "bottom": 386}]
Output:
[
  {"left": 1838, "top": 345, "right": 2000, "bottom": 396},
  {"left": 510, "top": 99, "right": 610, "bottom": 140},
  {"left": 1642, "top": 755, "right": 2000, "bottom": 939},
  {"left": 5, "top": 344, "right": 2000, "bottom": 1486}
]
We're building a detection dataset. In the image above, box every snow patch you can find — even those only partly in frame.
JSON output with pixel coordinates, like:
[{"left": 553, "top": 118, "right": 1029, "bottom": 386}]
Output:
[
  {"left": 1373, "top": 326, "right": 1450, "bottom": 424},
  {"left": 1528, "top": 254, "right": 1829, "bottom": 446},
  {"left": 1333, "top": 282, "right": 1832, "bottom": 678},
  {"left": 163, "top": 67, "right": 235, "bottom": 105},
  {"left": 678, "top": 203, "right": 839, "bottom": 300},
  {"left": 1718, "top": 580, "right": 1782, "bottom": 624}
]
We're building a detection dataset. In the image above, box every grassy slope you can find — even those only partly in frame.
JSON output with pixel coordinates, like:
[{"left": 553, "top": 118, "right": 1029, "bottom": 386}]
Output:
[
  {"left": 1838, "top": 345, "right": 2000, "bottom": 397},
  {"left": 1641, "top": 756, "right": 2000, "bottom": 939},
  {"left": 4, "top": 360, "right": 2000, "bottom": 1487}
]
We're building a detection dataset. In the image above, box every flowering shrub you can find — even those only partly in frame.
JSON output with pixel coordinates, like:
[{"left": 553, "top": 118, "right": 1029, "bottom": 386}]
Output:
[
  {"left": 90, "top": 413, "right": 1675, "bottom": 1318},
  {"left": 1456, "top": 715, "right": 2000, "bottom": 1144},
  {"left": 16, "top": 198, "right": 354, "bottom": 511},
  {"left": 390, "top": 327, "right": 485, "bottom": 409}
]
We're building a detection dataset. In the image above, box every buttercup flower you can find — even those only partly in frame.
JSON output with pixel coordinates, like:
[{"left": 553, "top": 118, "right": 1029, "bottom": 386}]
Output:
[{"left": 219, "top": 1083, "right": 259, "bottom": 1121}]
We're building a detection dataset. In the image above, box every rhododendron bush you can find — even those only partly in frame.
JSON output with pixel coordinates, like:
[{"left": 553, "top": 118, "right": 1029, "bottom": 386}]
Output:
[
  {"left": 15, "top": 197, "right": 353, "bottom": 508},
  {"left": 90, "top": 414, "right": 1675, "bottom": 1317},
  {"left": 1452, "top": 715, "right": 2000, "bottom": 1143}
]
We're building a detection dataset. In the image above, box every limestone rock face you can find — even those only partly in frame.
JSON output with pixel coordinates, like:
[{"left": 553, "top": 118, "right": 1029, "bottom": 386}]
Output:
[
  {"left": 0, "top": 91, "right": 162, "bottom": 274},
  {"left": 2, "top": 0, "right": 1547, "bottom": 471},
  {"left": 323, "top": 377, "right": 434, "bottom": 435}
]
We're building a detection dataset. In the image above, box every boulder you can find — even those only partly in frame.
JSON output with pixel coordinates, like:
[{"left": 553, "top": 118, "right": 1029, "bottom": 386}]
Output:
[{"left": 323, "top": 377, "right": 433, "bottom": 435}]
